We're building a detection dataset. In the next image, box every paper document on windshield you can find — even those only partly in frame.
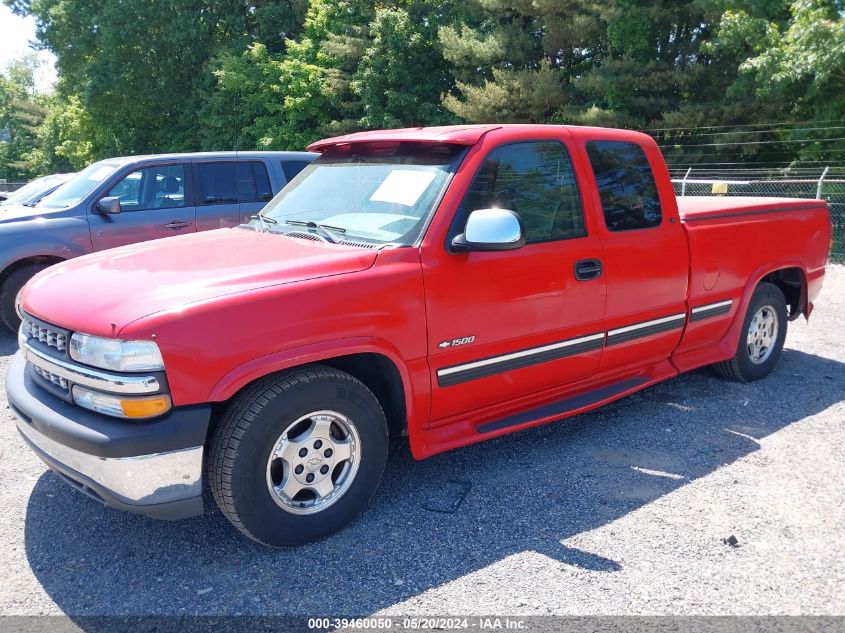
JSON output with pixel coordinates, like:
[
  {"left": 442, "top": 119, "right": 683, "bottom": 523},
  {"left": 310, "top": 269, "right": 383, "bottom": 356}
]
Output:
[{"left": 370, "top": 170, "right": 436, "bottom": 206}]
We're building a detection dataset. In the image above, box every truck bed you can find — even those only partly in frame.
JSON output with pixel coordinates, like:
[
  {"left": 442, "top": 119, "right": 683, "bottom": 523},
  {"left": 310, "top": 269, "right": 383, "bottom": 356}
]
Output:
[{"left": 672, "top": 194, "right": 831, "bottom": 372}]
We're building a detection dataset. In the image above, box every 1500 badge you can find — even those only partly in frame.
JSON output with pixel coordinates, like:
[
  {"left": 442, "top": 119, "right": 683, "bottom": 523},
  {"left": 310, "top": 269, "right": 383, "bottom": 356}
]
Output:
[{"left": 438, "top": 336, "right": 475, "bottom": 348}]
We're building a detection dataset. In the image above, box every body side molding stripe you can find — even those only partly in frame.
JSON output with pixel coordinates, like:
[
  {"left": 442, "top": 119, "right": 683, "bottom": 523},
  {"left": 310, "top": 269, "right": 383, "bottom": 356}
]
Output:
[
  {"left": 690, "top": 299, "right": 734, "bottom": 321},
  {"left": 605, "top": 313, "right": 686, "bottom": 347},
  {"left": 476, "top": 376, "right": 649, "bottom": 434},
  {"left": 437, "top": 312, "right": 689, "bottom": 387},
  {"left": 436, "top": 332, "right": 605, "bottom": 388}
]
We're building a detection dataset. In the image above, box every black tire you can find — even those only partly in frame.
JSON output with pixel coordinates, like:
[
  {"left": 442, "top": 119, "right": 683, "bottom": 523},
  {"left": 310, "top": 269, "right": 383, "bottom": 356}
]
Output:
[
  {"left": 1, "top": 263, "right": 51, "bottom": 332},
  {"left": 713, "top": 282, "right": 787, "bottom": 382},
  {"left": 208, "top": 364, "right": 389, "bottom": 547}
]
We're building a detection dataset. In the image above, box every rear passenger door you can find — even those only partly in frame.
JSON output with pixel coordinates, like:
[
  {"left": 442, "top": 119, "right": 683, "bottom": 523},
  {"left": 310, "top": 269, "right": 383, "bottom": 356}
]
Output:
[
  {"left": 193, "top": 160, "right": 240, "bottom": 231},
  {"left": 89, "top": 163, "right": 197, "bottom": 251},
  {"left": 236, "top": 160, "right": 274, "bottom": 223},
  {"left": 583, "top": 140, "right": 689, "bottom": 374}
]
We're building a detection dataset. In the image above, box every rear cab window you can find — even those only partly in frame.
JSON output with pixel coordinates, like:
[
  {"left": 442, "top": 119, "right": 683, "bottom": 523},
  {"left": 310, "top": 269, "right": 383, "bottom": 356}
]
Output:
[{"left": 586, "top": 140, "right": 662, "bottom": 231}]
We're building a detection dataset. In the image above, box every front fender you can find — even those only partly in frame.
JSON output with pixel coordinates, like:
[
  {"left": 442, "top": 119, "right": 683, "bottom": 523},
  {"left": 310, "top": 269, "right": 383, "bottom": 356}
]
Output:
[
  {"left": 207, "top": 336, "right": 428, "bottom": 445},
  {"left": 0, "top": 216, "right": 92, "bottom": 276}
]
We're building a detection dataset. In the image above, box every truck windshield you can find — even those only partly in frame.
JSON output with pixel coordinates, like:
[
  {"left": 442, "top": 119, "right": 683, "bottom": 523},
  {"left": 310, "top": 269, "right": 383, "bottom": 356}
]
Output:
[
  {"left": 37, "top": 162, "right": 121, "bottom": 209},
  {"left": 259, "top": 142, "right": 465, "bottom": 245}
]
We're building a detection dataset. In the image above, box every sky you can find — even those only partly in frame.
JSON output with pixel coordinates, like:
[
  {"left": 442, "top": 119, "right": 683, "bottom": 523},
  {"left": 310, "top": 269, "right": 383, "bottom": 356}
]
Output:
[{"left": 0, "top": 3, "right": 57, "bottom": 92}]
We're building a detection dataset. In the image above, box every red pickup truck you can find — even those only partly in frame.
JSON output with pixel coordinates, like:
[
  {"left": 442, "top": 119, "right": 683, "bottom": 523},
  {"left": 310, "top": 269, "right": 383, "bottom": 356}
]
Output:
[{"left": 7, "top": 125, "right": 831, "bottom": 547}]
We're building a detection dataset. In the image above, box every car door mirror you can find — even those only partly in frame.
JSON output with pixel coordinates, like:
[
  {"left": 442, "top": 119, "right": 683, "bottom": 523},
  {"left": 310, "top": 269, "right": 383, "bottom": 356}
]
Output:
[
  {"left": 96, "top": 196, "right": 121, "bottom": 214},
  {"left": 451, "top": 208, "right": 526, "bottom": 253}
]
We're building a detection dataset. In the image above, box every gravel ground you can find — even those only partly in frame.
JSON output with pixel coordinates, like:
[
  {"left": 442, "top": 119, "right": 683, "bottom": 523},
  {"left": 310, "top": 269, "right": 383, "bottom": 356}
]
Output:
[{"left": 0, "top": 267, "right": 843, "bottom": 618}]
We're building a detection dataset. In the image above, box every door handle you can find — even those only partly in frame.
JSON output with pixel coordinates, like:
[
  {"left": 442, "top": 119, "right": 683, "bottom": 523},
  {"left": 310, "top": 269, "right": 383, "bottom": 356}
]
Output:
[
  {"left": 574, "top": 258, "right": 603, "bottom": 281},
  {"left": 165, "top": 220, "right": 193, "bottom": 230}
]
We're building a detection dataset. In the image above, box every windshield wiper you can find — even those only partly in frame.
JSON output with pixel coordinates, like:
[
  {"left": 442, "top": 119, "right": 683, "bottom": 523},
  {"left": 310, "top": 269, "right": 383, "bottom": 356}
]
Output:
[
  {"left": 284, "top": 219, "right": 346, "bottom": 244},
  {"left": 251, "top": 213, "right": 277, "bottom": 232}
]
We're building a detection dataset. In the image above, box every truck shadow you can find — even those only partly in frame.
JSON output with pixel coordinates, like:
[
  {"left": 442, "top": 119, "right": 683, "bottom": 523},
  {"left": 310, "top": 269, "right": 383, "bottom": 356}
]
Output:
[{"left": 21, "top": 348, "right": 845, "bottom": 618}]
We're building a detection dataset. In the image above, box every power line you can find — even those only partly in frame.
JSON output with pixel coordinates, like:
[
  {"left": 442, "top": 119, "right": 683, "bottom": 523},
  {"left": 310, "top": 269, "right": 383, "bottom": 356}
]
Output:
[
  {"left": 661, "top": 151, "right": 845, "bottom": 160},
  {"left": 652, "top": 125, "right": 845, "bottom": 139},
  {"left": 642, "top": 118, "right": 845, "bottom": 133},
  {"left": 666, "top": 159, "right": 845, "bottom": 164},
  {"left": 659, "top": 136, "right": 845, "bottom": 149}
]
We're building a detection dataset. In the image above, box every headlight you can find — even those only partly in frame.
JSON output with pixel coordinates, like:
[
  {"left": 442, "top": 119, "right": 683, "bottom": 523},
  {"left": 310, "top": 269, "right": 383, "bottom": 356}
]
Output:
[
  {"left": 72, "top": 386, "right": 171, "bottom": 419},
  {"left": 69, "top": 333, "right": 165, "bottom": 372}
]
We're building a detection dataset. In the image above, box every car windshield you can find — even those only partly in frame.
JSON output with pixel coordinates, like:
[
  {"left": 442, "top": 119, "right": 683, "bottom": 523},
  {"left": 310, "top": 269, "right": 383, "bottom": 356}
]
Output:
[
  {"left": 2, "top": 175, "right": 63, "bottom": 206},
  {"left": 37, "top": 162, "right": 121, "bottom": 208},
  {"left": 258, "top": 142, "right": 465, "bottom": 245}
]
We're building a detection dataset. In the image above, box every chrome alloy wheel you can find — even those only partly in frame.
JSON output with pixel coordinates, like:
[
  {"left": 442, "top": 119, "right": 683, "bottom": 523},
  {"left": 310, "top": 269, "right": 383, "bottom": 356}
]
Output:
[
  {"left": 266, "top": 410, "right": 361, "bottom": 515},
  {"left": 746, "top": 304, "right": 779, "bottom": 365}
]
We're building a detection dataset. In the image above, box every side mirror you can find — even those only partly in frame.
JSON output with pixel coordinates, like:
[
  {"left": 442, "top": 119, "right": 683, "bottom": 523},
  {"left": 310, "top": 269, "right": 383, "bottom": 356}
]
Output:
[
  {"left": 451, "top": 208, "right": 526, "bottom": 253},
  {"left": 96, "top": 196, "right": 121, "bottom": 214}
]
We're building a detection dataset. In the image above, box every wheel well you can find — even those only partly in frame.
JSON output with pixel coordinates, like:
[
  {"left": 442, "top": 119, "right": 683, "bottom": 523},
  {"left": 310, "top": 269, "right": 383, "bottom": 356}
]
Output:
[
  {"left": 208, "top": 353, "right": 408, "bottom": 442},
  {"left": 320, "top": 353, "right": 408, "bottom": 438},
  {"left": 760, "top": 267, "right": 806, "bottom": 320},
  {"left": 0, "top": 256, "right": 65, "bottom": 288}
]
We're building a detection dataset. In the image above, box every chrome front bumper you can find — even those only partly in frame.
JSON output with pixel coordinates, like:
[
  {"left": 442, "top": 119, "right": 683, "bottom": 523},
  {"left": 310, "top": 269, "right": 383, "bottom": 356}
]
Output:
[
  {"left": 6, "top": 352, "right": 209, "bottom": 520},
  {"left": 16, "top": 416, "right": 203, "bottom": 507}
]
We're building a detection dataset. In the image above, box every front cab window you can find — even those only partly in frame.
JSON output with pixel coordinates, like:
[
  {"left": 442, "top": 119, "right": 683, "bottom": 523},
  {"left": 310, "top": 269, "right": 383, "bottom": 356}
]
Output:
[
  {"left": 106, "top": 164, "right": 186, "bottom": 211},
  {"left": 451, "top": 140, "right": 586, "bottom": 246}
]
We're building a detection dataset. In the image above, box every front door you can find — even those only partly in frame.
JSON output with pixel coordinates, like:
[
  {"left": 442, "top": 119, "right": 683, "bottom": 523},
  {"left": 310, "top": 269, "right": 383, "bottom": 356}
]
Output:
[
  {"left": 423, "top": 137, "right": 607, "bottom": 423},
  {"left": 89, "top": 163, "right": 196, "bottom": 251}
]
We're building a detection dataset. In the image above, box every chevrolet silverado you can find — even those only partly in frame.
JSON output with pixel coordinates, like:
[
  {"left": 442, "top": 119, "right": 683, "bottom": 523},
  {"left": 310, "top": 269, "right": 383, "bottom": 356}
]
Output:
[{"left": 6, "top": 125, "right": 831, "bottom": 547}]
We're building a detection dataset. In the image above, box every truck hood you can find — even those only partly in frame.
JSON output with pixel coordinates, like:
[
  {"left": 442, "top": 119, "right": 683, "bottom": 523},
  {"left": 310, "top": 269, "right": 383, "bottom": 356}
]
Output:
[{"left": 21, "top": 227, "right": 379, "bottom": 336}]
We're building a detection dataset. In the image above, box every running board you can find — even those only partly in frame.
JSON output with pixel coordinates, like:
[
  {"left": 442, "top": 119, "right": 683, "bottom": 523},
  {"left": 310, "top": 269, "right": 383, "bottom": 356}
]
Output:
[{"left": 476, "top": 376, "right": 649, "bottom": 435}]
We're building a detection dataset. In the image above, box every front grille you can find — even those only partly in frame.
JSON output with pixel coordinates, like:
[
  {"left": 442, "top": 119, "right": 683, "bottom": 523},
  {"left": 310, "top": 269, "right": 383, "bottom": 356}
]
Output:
[
  {"left": 21, "top": 318, "right": 68, "bottom": 352},
  {"left": 31, "top": 363, "right": 69, "bottom": 391}
]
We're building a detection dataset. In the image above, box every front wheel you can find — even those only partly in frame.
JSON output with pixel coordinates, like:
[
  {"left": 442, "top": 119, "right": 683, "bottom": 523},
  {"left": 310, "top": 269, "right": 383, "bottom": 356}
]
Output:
[
  {"left": 208, "top": 365, "right": 389, "bottom": 546},
  {"left": 713, "top": 282, "right": 787, "bottom": 382},
  {"left": 1, "top": 263, "right": 51, "bottom": 332}
]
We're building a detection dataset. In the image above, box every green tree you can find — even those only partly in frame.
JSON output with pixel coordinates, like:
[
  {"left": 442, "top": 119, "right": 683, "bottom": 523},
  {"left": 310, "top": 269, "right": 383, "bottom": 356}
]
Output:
[
  {"left": 0, "top": 56, "right": 50, "bottom": 179},
  {"left": 6, "top": 0, "right": 308, "bottom": 156},
  {"left": 439, "top": 0, "right": 604, "bottom": 122},
  {"left": 209, "top": 0, "right": 375, "bottom": 150},
  {"left": 27, "top": 94, "right": 97, "bottom": 173},
  {"left": 353, "top": 4, "right": 454, "bottom": 128},
  {"left": 725, "top": 0, "right": 845, "bottom": 162}
]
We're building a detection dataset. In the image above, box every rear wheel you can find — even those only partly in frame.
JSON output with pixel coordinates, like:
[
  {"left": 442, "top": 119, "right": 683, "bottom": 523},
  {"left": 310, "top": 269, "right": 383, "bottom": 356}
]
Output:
[
  {"left": 208, "top": 365, "right": 388, "bottom": 547},
  {"left": 713, "top": 282, "right": 787, "bottom": 382},
  {"left": 1, "top": 263, "right": 51, "bottom": 332}
]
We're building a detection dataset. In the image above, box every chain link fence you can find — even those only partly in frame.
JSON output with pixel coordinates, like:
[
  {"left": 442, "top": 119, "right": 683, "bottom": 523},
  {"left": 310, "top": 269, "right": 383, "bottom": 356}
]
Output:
[
  {"left": 671, "top": 167, "right": 845, "bottom": 263},
  {"left": 0, "top": 182, "right": 26, "bottom": 194}
]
